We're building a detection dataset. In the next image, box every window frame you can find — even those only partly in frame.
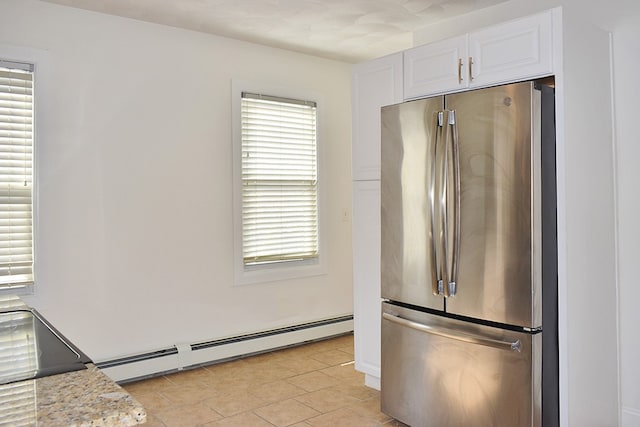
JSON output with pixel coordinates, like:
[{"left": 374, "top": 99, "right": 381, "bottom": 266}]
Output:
[{"left": 232, "top": 80, "right": 327, "bottom": 285}]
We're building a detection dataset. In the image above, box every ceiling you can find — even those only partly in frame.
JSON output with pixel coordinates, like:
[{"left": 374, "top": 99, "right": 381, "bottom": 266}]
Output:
[{"left": 39, "top": 0, "right": 508, "bottom": 63}]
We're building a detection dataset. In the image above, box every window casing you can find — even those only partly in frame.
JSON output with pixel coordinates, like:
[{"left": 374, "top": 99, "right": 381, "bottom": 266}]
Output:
[
  {"left": 232, "top": 81, "right": 325, "bottom": 285},
  {"left": 0, "top": 60, "right": 34, "bottom": 292}
]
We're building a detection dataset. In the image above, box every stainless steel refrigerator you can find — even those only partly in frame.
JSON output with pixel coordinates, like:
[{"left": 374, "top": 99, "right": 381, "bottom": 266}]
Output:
[{"left": 380, "top": 80, "right": 558, "bottom": 427}]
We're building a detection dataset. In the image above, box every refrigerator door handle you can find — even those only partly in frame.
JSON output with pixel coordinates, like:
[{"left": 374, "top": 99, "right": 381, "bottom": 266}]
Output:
[
  {"left": 441, "top": 110, "right": 451, "bottom": 296},
  {"left": 382, "top": 312, "right": 522, "bottom": 352},
  {"left": 445, "top": 110, "right": 461, "bottom": 297},
  {"left": 437, "top": 111, "right": 448, "bottom": 296},
  {"left": 430, "top": 111, "right": 444, "bottom": 296}
]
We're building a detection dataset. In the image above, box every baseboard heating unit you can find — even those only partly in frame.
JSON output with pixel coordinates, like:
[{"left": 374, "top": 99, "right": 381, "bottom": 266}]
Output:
[{"left": 96, "top": 315, "right": 354, "bottom": 383}]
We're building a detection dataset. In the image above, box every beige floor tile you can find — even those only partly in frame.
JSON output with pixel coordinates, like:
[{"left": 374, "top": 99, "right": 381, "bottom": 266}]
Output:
[
  {"left": 382, "top": 419, "right": 409, "bottom": 426},
  {"left": 209, "top": 360, "right": 297, "bottom": 386},
  {"left": 123, "top": 334, "right": 402, "bottom": 427},
  {"left": 126, "top": 390, "right": 175, "bottom": 413},
  {"left": 158, "top": 383, "right": 216, "bottom": 405},
  {"left": 327, "top": 383, "right": 380, "bottom": 402},
  {"left": 154, "top": 402, "right": 223, "bottom": 427},
  {"left": 254, "top": 398, "right": 321, "bottom": 427},
  {"left": 123, "top": 376, "right": 175, "bottom": 394},
  {"left": 325, "top": 335, "right": 355, "bottom": 348},
  {"left": 305, "top": 407, "right": 380, "bottom": 427},
  {"left": 243, "top": 363, "right": 299, "bottom": 385},
  {"left": 240, "top": 350, "right": 291, "bottom": 365},
  {"left": 204, "top": 411, "right": 274, "bottom": 426},
  {"left": 203, "top": 390, "right": 268, "bottom": 417},
  {"left": 273, "top": 357, "right": 329, "bottom": 375},
  {"left": 294, "top": 387, "right": 359, "bottom": 413},
  {"left": 142, "top": 413, "right": 168, "bottom": 427},
  {"left": 163, "top": 367, "right": 216, "bottom": 387},
  {"left": 280, "top": 341, "right": 336, "bottom": 357},
  {"left": 308, "top": 349, "right": 353, "bottom": 366},
  {"left": 250, "top": 379, "right": 307, "bottom": 402},
  {"left": 346, "top": 397, "right": 391, "bottom": 423},
  {"left": 205, "top": 359, "right": 254, "bottom": 381},
  {"left": 311, "top": 341, "right": 347, "bottom": 353},
  {"left": 205, "top": 372, "right": 256, "bottom": 393},
  {"left": 320, "top": 363, "right": 364, "bottom": 383},
  {"left": 337, "top": 345, "right": 354, "bottom": 356},
  {"left": 287, "top": 371, "right": 340, "bottom": 392}
]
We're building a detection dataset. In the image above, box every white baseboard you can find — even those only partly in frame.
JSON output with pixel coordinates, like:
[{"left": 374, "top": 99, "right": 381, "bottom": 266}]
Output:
[
  {"left": 98, "top": 316, "right": 353, "bottom": 383},
  {"left": 622, "top": 406, "right": 640, "bottom": 427}
]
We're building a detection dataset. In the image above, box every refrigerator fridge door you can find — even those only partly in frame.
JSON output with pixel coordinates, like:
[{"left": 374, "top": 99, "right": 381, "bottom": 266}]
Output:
[
  {"left": 381, "top": 96, "right": 445, "bottom": 311},
  {"left": 381, "top": 302, "right": 541, "bottom": 427},
  {"left": 444, "top": 82, "right": 542, "bottom": 328}
]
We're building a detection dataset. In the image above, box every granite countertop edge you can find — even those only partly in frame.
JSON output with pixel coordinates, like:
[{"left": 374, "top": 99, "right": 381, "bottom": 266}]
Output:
[
  {"left": 35, "top": 364, "right": 147, "bottom": 426},
  {"left": 0, "top": 296, "right": 146, "bottom": 426}
]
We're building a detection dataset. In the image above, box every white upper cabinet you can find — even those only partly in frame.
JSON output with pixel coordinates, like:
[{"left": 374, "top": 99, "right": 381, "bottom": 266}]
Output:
[
  {"left": 404, "top": 10, "right": 554, "bottom": 100},
  {"left": 468, "top": 11, "right": 553, "bottom": 87},
  {"left": 403, "top": 35, "right": 467, "bottom": 99},
  {"left": 351, "top": 53, "right": 403, "bottom": 181}
]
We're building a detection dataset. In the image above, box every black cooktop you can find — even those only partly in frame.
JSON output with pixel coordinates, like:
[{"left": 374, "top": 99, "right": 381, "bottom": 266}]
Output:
[{"left": 0, "top": 309, "right": 92, "bottom": 385}]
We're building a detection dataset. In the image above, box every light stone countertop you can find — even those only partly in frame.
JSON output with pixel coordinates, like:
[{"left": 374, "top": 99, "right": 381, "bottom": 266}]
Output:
[
  {"left": 0, "top": 364, "right": 146, "bottom": 426},
  {"left": 0, "top": 295, "right": 146, "bottom": 426},
  {"left": 37, "top": 364, "right": 146, "bottom": 426}
]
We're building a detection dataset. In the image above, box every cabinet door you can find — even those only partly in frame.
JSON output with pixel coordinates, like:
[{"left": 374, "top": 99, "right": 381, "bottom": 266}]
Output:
[
  {"left": 352, "top": 53, "right": 403, "bottom": 181},
  {"left": 403, "top": 35, "right": 467, "bottom": 100},
  {"left": 468, "top": 11, "right": 553, "bottom": 87},
  {"left": 352, "top": 180, "right": 381, "bottom": 381}
]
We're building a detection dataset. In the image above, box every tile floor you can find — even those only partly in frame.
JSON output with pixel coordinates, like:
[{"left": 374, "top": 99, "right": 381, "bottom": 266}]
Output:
[{"left": 122, "top": 333, "right": 408, "bottom": 427}]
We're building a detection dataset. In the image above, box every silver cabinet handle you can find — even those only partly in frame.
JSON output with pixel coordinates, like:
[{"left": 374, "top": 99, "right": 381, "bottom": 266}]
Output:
[
  {"left": 468, "top": 56, "right": 474, "bottom": 82},
  {"left": 457, "top": 58, "right": 463, "bottom": 84},
  {"left": 382, "top": 312, "right": 522, "bottom": 352}
]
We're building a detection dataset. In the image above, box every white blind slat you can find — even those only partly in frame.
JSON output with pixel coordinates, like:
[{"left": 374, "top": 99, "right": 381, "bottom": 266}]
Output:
[
  {"left": 241, "top": 93, "right": 318, "bottom": 265},
  {"left": 0, "top": 63, "right": 33, "bottom": 288}
]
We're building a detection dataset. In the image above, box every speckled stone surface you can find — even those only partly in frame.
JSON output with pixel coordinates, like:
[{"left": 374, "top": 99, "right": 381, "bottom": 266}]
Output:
[
  {"left": 35, "top": 365, "right": 146, "bottom": 426},
  {"left": 0, "top": 296, "right": 145, "bottom": 425},
  {"left": 0, "top": 365, "right": 146, "bottom": 426}
]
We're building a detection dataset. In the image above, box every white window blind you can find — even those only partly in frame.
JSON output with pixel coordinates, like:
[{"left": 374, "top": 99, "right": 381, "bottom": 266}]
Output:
[
  {"left": 241, "top": 92, "right": 318, "bottom": 266},
  {"left": 0, "top": 60, "right": 34, "bottom": 289}
]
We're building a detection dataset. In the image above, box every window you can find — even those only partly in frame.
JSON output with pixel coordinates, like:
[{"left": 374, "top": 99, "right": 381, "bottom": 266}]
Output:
[
  {"left": 241, "top": 92, "right": 318, "bottom": 265},
  {"left": 0, "top": 60, "right": 34, "bottom": 291},
  {"left": 232, "top": 82, "right": 325, "bottom": 284}
]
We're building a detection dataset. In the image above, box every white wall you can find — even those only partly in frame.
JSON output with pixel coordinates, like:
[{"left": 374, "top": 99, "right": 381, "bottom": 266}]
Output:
[
  {"left": 414, "top": 1, "right": 640, "bottom": 426},
  {"left": 0, "top": 0, "right": 353, "bottom": 363},
  {"left": 612, "top": 17, "right": 640, "bottom": 426}
]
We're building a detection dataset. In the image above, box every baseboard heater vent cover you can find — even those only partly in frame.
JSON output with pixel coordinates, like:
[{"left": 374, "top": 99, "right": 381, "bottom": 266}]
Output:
[{"left": 96, "top": 314, "right": 353, "bottom": 383}]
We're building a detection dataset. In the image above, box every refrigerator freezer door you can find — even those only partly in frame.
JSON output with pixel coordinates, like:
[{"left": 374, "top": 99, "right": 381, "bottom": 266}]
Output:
[
  {"left": 381, "top": 96, "right": 445, "bottom": 311},
  {"left": 381, "top": 302, "right": 541, "bottom": 427},
  {"left": 444, "top": 82, "right": 542, "bottom": 328}
]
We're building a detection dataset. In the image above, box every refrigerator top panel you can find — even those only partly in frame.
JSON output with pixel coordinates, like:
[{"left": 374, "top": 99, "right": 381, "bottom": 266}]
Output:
[
  {"left": 381, "top": 95, "right": 445, "bottom": 312},
  {"left": 444, "top": 82, "right": 541, "bottom": 329}
]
